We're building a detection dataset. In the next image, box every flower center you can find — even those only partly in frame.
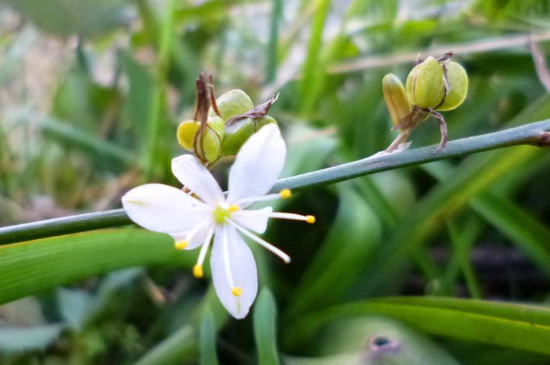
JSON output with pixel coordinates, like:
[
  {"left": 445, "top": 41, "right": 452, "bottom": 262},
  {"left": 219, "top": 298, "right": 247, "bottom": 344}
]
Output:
[{"left": 213, "top": 204, "right": 239, "bottom": 224}]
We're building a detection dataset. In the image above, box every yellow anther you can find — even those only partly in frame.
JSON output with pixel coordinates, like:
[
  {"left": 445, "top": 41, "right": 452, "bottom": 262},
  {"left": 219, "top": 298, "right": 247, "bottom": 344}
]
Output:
[
  {"left": 228, "top": 204, "right": 239, "bottom": 212},
  {"left": 193, "top": 265, "right": 204, "bottom": 278},
  {"left": 306, "top": 215, "right": 316, "bottom": 224},
  {"left": 231, "top": 287, "right": 243, "bottom": 297},
  {"left": 174, "top": 241, "right": 189, "bottom": 250},
  {"left": 280, "top": 189, "right": 292, "bottom": 199}
]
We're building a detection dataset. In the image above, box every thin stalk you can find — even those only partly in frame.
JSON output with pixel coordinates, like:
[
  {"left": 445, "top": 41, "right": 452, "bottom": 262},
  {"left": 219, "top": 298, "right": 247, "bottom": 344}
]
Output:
[{"left": 1, "top": 120, "right": 550, "bottom": 244}]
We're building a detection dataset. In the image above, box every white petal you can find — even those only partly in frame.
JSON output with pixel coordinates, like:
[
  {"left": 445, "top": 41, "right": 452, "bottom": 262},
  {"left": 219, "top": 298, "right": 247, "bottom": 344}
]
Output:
[
  {"left": 172, "top": 155, "right": 224, "bottom": 205},
  {"left": 227, "top": 124, "right": 286, "bottom": 203},
  {"left": 170, "top": 220, "right": 214, "bottom": 250},
  {"left": 232, "top": 207, "right": 272, "bottom": 234},
  {"left": 211, "top": 225, "right": 258, "bottom": 319},
  {"left": 122, "top": 184, "right": 209, "bottom": 233}
]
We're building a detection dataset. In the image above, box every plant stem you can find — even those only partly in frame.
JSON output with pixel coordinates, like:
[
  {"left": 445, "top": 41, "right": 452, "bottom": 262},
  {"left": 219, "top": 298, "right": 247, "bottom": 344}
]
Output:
[{"left": 1, "top": 120, "right": 550, "bottom": 244}]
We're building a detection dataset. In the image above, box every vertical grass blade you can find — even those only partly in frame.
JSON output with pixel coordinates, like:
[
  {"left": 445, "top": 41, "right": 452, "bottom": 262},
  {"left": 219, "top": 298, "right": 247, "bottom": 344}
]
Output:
[
  {"left": 300, "top": 0, "right": 331, "bottom": 115},
  {"left": 200, "top": 309, "right": 219, "bottom": 365},
  {"left": 254, "top": 289, "right": 281, "bottom": 365},
  {"left": 266, "top": 0, "right": 283, "bottom": 83}
]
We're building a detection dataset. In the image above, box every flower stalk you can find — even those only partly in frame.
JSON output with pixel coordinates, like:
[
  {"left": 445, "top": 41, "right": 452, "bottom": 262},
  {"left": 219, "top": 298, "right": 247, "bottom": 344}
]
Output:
[{"left": 1, "top": 120, "right": 550, "bottom": 245}]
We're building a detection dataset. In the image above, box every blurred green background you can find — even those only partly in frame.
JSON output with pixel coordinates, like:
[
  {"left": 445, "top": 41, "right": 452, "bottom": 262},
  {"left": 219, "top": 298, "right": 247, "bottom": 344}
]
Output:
[{"left": 2, "top": 0, "right": 550, "bottom": 364}]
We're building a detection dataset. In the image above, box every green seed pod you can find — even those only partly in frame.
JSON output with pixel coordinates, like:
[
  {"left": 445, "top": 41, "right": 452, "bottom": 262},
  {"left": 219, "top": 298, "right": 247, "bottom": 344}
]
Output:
[
  {"left": 406, "top": 56, "right": 445, "bottom": 109},
  {"left": 437, "top": 61, "right": 468, "bottom": 111},
  {"left": 176, "top": 120, "right": 200, "bottom": 151},
  {"left": 208, "top": 89, "right": 254, "bottom": 121},
  {"left": 382, "top": 74, "right": 413, "bottom": 127},
  {"left": 220, "top": 116, "right": 277, "bottom": 156},
  {"left": 200, "top": 116, "right": 225, "bottom": 163}
]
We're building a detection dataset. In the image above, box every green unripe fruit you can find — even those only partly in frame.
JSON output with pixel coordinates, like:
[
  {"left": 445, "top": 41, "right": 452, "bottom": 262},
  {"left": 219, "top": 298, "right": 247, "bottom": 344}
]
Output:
[
  {"left": 208, "top": 89, "right": 253, "bottom": 121},
  {"left": 201, "top": 116, "right": 225, "bottom": 163},
  {"left": 437, "top": 61, "right": 468, "bottom": 111},
  {"left": 406, "top": 56, "right": 445, "bottom": 109},
  {"left": 382, "top": 74, "right": 413, "bottom": 127},
  {"left": 220, "top": 116, "right": 277, "bottom": 156},
  {"left": 176, "top": 120, "right": 200, "bottom": 151}
]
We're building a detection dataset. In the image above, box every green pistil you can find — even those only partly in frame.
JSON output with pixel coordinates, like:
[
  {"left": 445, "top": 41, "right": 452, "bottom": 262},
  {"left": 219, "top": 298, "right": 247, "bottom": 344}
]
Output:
[{"left": 213, "top": 206, "right": 231, "bottom": 224}]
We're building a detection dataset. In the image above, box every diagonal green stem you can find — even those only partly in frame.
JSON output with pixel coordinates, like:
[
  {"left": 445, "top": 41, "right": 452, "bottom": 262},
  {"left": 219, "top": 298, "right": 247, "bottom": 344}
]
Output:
[{"left": 1, "top": 120, "right": 550, "bottom": 244}]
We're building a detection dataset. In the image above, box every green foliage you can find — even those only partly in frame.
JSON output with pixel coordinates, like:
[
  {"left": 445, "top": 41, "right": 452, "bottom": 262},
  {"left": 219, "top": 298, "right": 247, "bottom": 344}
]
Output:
[
  {"left": 289, "top": 297, "right": 550, "bottom": 355},
  {"left": 254, "top": 289, "right": 281, "bottom": 365}
]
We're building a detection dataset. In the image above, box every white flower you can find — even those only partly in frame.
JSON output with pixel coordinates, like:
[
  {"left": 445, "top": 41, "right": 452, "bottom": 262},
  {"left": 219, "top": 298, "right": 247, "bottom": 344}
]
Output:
[{"left": 121, "top": 124, "right": 314, "bottom": 319}]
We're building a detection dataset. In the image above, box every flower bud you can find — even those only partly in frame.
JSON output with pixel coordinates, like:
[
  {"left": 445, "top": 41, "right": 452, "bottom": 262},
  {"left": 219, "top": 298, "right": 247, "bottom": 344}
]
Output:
[
  {"left": 209, "top": 89, "right": 254, "bottom": 121},
  {"left": 176, "top": 120, "right": 200, "bottom": 151},
  {"left": 382, "top": 74, "right": 413, "bottom": 127},
  {"left": 220, "top": 116, "right": 277, "bottom": 156},
  {"left": 437, "top": 61, "right": 468, "bottom": 111},
  {"left": 406, "top": 56, "right": 445, "bottom": 109}
]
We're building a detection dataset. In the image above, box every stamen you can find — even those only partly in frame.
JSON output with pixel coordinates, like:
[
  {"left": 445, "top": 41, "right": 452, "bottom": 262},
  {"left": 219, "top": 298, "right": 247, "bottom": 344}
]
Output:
[
  {"left": 233, "top": 192, "right": 286, "bottom": 206},
  {"left": 232, "top": 287, "right": 243, "bottom": 297},
  {"left": 194, "top": 225, "right": 215, "bottom": 278},
  {"left": 226, "top": 219, "right": 291, "bottom": 263},
  {"left": 175, "top": 219, "right": 211, "bottom": 250},
  {"left": 280, "top": 189, "right": 292, "bottom": 198},
  {"left": 174, "top": 241, "right": 189, "bottom": 250},
  {"left": 228, "top": 204, "right": 239, "bottom": 212},
  {"left": 193, "top": 265, "right": 204, "bottom": 278},
  {"left": 268, "top": 212, "right": 316, "bottom": 224}
]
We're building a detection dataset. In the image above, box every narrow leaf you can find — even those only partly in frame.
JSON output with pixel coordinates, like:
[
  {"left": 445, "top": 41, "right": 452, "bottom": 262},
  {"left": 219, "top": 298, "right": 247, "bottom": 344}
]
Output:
[
  {"left": 254, "top": 289, "right": 280, "bottom": 365},
  {"left": 200, "top": 309, "right": 219, "bottom": 365},
  {"left": 288, "top": 297, "right": 550, "bottom": 355}
]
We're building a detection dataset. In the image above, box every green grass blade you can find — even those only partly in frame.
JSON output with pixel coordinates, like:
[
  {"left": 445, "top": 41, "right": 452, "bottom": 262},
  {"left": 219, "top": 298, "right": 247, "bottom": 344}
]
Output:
[
  {"left": 39, "top": 117, "right": 134, "bottom": 166},
  {"left": 132, "top": 325, "right": 197, "bottom": 365},
  {"left": 287, "top": 297, "right": 550, "bottom": 354},
  {"left": 300, "top": 0, "right": 331, "bottom": 115},
  {"left": 200, "top": 309, "right": 219, "bottom": 365},
  {"left": 253, "top": 289, "right": 281, "bottom": 365},
  {"left": 143, "top": 0, "right": 175, "bottom": 180},
  {"left": 266, "top": 0, "right": 283, "bottom": 83},
  {"left": 472, "top": 194, "right": 550, "bottom": 277},
  {"left": 287, "top": 187, "right": 381, "bottom": 316},
  {"left": 0, "top": 228, "right": 196, "bottom": 306},
  {"left": 445, "top": 219, "right": 484, "bottom": 298},
  {"left": 425, "top": 160, "right": 550, "bottom": 280}
]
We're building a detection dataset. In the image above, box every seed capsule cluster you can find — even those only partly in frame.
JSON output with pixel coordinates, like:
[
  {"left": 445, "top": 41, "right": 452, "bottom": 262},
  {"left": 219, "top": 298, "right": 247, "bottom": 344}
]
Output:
[
  {"left": 383, "top": 52, "right": 468, "bottom": 151},
  {"left": 177, "top": 75, "right": 278, "bottom": 164}
]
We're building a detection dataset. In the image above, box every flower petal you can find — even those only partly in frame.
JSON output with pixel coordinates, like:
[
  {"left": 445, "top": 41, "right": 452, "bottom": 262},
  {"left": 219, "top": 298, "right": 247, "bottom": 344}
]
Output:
[
  {"left": 122, "top": 184, "right": 209, "bottom": 233},
  {"left": 172, "top": 154, "right": 224, "bottom": 205},
  {"left": 170, "top": 219, "right": 214, "bottom": 250},
  {"left": 227, "top": 124, "right": 286, "bottom": 203},
  {"left": 232, "top": 207, "right": 272, "bottom": 234},
  {"left": 211, "top": 225, "right": 258, "bottom": 319}
]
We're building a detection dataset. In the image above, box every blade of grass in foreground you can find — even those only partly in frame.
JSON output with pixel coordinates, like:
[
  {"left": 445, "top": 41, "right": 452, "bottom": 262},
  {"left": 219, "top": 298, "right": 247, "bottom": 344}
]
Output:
[
  {"left": 200, "top": 309, "right": 219, "bottom": 365},
  {"left": 0, "top": 228, "right": 196, "bottom": 306},
  {"left": 254, "top": 289, "right": 281, "bottom": 365},
  {"left": 286, "top": 297, "right": 550, "bottom": 355}
]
